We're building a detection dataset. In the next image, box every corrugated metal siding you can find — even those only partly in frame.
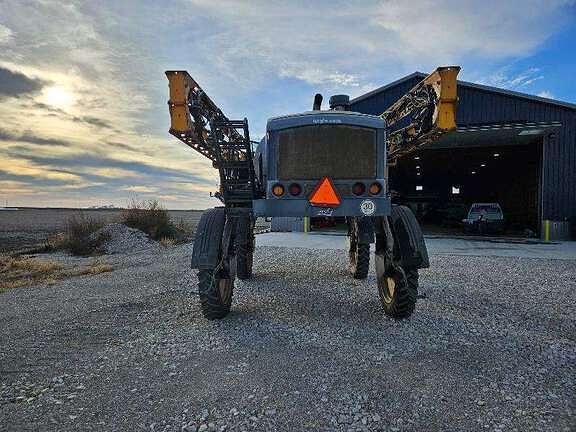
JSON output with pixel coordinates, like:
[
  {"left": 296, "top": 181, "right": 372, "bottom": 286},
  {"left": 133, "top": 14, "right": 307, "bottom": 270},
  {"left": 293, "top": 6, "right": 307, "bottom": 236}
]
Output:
[{"left": 351, "top": 80, "right": 576, "bottom": 223}]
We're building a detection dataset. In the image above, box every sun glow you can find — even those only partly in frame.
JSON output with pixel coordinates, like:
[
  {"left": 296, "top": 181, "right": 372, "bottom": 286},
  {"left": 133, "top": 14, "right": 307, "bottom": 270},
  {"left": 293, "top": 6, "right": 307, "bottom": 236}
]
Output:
[{"left": 42, "top": 85, "right": 76, "bottom": 109}]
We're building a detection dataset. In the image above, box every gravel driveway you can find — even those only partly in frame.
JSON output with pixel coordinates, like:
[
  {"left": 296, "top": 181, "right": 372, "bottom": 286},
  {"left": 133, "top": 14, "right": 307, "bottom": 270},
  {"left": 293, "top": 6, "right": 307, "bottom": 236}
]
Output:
[{"left": 1, "top": 245, "right": 574, "bottom": 431}]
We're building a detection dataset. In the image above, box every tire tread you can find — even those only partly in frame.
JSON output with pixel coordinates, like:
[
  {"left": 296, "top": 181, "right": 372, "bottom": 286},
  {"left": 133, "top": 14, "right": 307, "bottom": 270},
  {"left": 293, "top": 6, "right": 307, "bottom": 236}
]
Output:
[
  {"left": 380, "top": 268, "right": 418, "bottom": 319},
  {"left": 352, "top": 243, "right": 370, "bottom": 279},
  {"left": 198, "top": 269, "right": 232, "bottom": 320}
]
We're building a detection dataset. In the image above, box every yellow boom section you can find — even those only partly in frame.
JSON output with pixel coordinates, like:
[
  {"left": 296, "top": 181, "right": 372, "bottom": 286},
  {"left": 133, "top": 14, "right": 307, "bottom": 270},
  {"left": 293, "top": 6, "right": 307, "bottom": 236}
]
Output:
[
  {"left": 382, "top": 66, "right": 460, "bottom": 162},
  {"left": 166, "top": 70, "right": 242, "bottom": 162},
  {"left": 166, "top": 70, "right": 194, "bottom": 133},
  {"left": 430, "top": 66, "right": 459, "bottom": 130}
]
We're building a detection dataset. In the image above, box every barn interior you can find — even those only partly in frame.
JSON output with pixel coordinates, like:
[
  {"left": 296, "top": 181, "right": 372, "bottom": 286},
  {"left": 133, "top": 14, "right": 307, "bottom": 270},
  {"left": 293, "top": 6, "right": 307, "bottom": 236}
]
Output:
[{"left": 390, "top": 123, "right": 559, "bottom": 236}]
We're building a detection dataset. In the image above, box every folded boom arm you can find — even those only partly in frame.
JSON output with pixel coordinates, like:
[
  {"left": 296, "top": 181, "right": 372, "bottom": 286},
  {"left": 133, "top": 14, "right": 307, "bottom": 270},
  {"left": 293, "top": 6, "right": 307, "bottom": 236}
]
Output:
[
  {"left": 165, "top": 71, "right": 256, "bottom": 206},
  {"left": 381, "top": 66, "right": 460, "bottom": 163}
]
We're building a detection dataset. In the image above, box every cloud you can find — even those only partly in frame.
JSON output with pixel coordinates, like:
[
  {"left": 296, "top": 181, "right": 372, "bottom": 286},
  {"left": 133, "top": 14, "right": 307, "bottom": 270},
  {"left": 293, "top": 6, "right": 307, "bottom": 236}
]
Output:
[
  {"left": 0, "top": 180, "right": 34, "bottom": 194},
  {"left": 537, "top": 90, "right": 555, "bottom": 99},
  {"left": 477, "top": 67, "right": 545, "bottom": 90},
  {"left": 0, "top": 155, "right": 84, "bottom": 184},
  {"left": 0, "top": 66, "right": 44, "bottom": 99},
  {"left": 183, "top": 0, "right": 574, "bottom": 92},
  {"left": 279, "top": 67, "right": 360, "bottom": 87},
  {"left": 4, "top": 151, "right": 215, "bottom": 187},
  {"left": 105, "top": 141, "right": 141, "bottom": 152},
  {"left": 122, "top": 185, "right": 159, "bottom": 193},
  {"left": 0, "top": 128, "right": 71, "bottom": 146},
  {"left": 91, "top": 167, "right": 141, "bottom": 179},
  {"left": 72, "top": 115, "right": 113, "bottom": 129},
  {"left": 371, "top": 0, "right": 575, "bottom": 60},
  {"left": 0, "top": 24, "right": 12, "bottom": 44},
  {"left": 29, "top": 102, "right": 113, "bottom": 130}
]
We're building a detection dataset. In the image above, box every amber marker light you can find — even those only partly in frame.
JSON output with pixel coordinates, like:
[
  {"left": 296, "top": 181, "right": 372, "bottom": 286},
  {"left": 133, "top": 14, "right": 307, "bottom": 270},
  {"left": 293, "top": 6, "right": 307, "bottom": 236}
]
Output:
[
  {"left": 272, "top": 184, "right": 285, "bottom": 197},
  {"left": 369, "top": 182, "right": 382, "bottom": 195},
  {"left": 368, "top": 182, "right": 382, "bottom": 195}
]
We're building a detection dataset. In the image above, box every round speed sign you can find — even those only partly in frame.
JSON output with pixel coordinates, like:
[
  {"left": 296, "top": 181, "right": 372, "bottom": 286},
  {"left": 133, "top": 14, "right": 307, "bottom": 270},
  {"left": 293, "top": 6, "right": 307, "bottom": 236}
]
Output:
[{"left": 360, "top": 199, "right": 376, "bottom": 216}]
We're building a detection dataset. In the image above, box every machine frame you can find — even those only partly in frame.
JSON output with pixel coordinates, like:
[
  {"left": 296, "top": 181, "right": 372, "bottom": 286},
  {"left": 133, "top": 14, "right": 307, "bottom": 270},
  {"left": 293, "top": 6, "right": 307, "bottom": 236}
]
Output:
[{"left": 164, "top": 66, "right": 460, "bottom": 320}]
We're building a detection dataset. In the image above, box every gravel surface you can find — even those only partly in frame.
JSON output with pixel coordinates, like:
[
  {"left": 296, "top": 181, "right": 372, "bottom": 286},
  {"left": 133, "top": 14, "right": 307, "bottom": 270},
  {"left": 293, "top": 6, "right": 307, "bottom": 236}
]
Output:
[
  {"left": 91, "top": 223, "right": 160, "bottom": 254},
  {"left": 0, "top": 245, "right": 574, "bottom": 431}
]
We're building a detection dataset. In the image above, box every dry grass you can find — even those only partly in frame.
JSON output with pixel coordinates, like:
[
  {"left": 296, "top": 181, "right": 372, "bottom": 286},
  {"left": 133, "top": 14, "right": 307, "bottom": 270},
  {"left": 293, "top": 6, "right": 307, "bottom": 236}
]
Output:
[
  {"left": 159, "top": 237, "right": 176, "bottom": 248},
  {"left": 0, "top": 255, "right": 113, "bottom": 292},
  {"left": 4, "top": 256, "right": 65, "bottom": 273},
  {"left": 175, "top": 218, "right": 195, "bottom": 238},
  {"left": 76, "top": 259, "right": 113, "bottom": 275},
  {"left": 0, "top": 256, "right": 66, "bottom": 291}
]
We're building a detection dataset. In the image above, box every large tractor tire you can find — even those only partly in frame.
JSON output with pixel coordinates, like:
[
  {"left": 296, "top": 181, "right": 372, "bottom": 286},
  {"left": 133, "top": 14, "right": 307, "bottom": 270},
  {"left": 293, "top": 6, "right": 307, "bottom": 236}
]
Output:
[
  {"left": 198, "top": 267, "right": 234, "bottom": 320},
  {"left": 348, "top": 219, "right": 370, "bottom": 279},
  {"left": 350, "top": 242, "right": 370, "bottom": 279},
  {"left": 375, "top": 254, "right": 418, "bottom": 319},
  {"left": 236, "top": 217, "right": 254, "bottom": 280},
  {"left": 236, "top": 236, "right": 254, "bottom": 280}
]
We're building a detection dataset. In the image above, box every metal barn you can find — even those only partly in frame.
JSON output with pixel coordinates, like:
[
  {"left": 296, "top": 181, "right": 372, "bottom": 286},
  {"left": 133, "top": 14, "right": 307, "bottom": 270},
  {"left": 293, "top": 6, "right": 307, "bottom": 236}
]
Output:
[{"left": 352, "top": 73, "right": 576, "bottom": 240}]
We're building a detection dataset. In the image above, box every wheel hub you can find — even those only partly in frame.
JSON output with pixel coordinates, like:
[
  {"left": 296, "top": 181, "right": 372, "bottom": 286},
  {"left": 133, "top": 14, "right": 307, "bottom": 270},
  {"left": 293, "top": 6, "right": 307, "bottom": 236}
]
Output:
[{"left": 386, "top": 276, "right": 396, "bottom": 298}]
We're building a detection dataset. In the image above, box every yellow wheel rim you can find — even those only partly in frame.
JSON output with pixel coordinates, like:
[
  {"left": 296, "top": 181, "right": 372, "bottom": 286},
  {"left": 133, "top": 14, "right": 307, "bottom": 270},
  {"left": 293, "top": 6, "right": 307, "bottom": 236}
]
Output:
[{"left": 386, "top": 276, "right": 396, "bottom": 299}]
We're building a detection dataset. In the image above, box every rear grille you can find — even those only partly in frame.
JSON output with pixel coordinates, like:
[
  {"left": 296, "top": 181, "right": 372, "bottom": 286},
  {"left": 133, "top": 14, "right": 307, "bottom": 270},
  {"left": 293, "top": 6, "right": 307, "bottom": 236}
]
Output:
[{"left": 278, "top": 125, "right": 376, "bottom": 180}]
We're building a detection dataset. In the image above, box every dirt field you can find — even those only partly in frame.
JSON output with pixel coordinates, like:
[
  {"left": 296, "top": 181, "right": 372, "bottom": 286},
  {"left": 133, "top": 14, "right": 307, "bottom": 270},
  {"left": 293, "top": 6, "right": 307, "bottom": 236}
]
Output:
[
  {"left": 0, "top": 208, "right": 205, "bottom": 233},
  {"left": 0, "top": 208, "right": 204, "bottom": 252}
]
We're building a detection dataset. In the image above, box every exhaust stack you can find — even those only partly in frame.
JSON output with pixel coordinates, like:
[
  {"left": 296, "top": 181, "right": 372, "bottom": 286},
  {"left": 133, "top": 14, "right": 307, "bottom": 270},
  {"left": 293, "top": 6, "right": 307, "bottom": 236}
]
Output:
[{"left": 312, "top": 93, "right": 323, "bottom": 110}]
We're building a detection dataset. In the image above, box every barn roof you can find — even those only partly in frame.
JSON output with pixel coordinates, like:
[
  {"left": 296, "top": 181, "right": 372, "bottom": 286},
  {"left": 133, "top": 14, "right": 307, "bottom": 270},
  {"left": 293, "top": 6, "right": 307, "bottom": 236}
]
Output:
[{"left": 351, "top": 72, "right": 576, "bottom": 111}]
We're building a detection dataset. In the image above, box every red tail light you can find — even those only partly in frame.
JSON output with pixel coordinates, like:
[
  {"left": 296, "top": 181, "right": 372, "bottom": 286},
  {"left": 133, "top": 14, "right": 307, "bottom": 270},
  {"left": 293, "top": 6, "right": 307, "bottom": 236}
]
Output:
[
  {"left": 289, "top": 183, "right": 302, "bottom": 196},
  {"left": 352, "top": 182, "right": 365, "bottom": 196}
]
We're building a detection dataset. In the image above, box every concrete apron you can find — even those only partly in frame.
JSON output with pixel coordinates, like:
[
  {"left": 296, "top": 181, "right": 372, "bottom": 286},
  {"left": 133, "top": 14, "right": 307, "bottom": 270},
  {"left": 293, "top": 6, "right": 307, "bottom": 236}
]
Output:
[{"left": 256, "top": 232, "right": 576, "bottom": 260}]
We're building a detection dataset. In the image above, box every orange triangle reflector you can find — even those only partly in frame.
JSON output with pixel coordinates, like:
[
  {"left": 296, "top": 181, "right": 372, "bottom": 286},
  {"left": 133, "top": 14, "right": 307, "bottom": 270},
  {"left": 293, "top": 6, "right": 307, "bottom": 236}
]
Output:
[{"left": 309, "top": 177, "right": 341, "bottom": 207}]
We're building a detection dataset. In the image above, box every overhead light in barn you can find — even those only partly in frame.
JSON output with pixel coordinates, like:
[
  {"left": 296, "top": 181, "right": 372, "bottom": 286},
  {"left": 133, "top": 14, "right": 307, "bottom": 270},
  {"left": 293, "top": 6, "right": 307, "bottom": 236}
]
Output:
[
  {"left": 471, "top": 171, "right": 476, "bottom": 174},
  {"left": 493, "top": 153, "right": 500, "bottom": 157},
  {"left": 480, "top": 163, "right": 486, "bottom": 167},
  {"left": 519, "top": 129, "right": 543, "bottom": 136}
]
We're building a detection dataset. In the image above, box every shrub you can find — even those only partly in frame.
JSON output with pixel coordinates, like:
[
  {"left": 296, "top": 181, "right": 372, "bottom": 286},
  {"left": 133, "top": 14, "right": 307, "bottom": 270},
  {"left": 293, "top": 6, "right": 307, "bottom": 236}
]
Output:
[
  {"left": 51, "top": 214, "right": 108, "bottom": 256},
  {"left": 121, "top": 200, "right": 179, "bottom": 240}
]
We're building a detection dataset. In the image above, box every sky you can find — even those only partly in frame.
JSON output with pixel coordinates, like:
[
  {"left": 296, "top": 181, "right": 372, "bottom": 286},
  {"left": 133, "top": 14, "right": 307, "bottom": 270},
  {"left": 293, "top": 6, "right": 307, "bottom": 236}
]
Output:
[{"left": 0, "top": 0, "right": 575, "bottom": 209}]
